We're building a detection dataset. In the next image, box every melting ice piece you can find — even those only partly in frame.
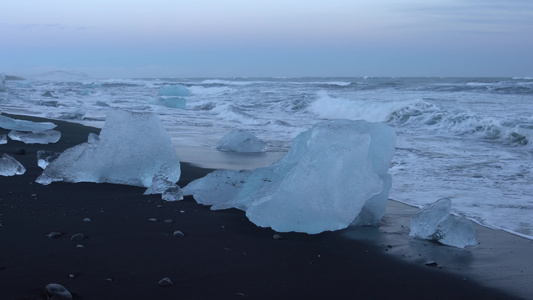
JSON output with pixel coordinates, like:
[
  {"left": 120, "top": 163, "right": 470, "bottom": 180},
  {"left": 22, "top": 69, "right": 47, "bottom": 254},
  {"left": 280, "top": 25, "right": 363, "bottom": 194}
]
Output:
[
  {"left": 37, "top": 150, "right": 61, "bottom": 169},
  {"left": 0, "top": 153, "right": 26, "bottom": 176},
  {"left": 0, "top": 134, "right": 7, "bottom": 145},
  {"left": 409, "top": 198, "right": 478, "bottom": 248},
  {"left": 215, "top": 130, "right": 267, "bottom": 153},
  {"left": 158, "top": 84, "right": 190, "bottom": 97},
  {"left": 184, "top": 119, "right": 396, "bottom": 234},
  {"left": 36, "top": 109, "right": 181, "bottom": 188},
  {"left": 144, "top": 166, "right": 183, "bottom": 201},
  {"left": 9, "top": 129, "right": 61, "bottom": 144},
  {"left": 0, "top": 115, "right": 56, "bottom": 132}
]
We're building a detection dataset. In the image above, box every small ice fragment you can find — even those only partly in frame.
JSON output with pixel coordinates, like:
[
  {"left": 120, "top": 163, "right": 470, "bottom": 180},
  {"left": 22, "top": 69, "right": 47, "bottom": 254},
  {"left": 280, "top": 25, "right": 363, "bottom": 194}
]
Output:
[
  {"left": 409, "top": 198, "right": 478, "bottom": 248},
  {"left": 162, "top": 186, "right": 184, "bottom": 201},
  {"left": 0, "top": 134, "right": 7, "bottom": 144},
  {"left": 215, "top": 130, "right": 267, "bottom": 153},
  {"left": 37, "top": 150, "right": 61, "bottom": 169},
  {"left": 83, "top": 218, "right": 92, "bottom": 222},
  {"left": 0, "top": 115, "right": 56, "bottom": 132},
  {"left": 8, "top": 129, "right": 61, "bottom": 144},
  {"left": 0, "top": 154, "right": 26, "bottom": 176},
  {"left": 148, "top": 218, "right": 158, "bottom": 222}
]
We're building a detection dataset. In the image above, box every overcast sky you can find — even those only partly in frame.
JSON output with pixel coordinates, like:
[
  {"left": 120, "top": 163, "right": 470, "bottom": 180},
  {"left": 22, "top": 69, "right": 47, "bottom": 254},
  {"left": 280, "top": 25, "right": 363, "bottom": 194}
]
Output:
[{"left": 1, "top": 0, "right": 532, "bottom": 78}]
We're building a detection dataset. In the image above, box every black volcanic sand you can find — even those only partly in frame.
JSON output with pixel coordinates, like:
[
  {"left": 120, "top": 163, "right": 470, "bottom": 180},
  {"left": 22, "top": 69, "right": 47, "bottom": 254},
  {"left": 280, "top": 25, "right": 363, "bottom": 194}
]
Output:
[{"left": 0, "top": 113, "right": 527, "bottom": 299}]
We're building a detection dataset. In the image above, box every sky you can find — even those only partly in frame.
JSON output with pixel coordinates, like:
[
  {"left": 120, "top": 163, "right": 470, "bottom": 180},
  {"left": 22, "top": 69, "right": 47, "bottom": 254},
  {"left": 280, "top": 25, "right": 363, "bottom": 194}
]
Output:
[{"left": 1, "top": 0, "right": 532, "bottom": 78}]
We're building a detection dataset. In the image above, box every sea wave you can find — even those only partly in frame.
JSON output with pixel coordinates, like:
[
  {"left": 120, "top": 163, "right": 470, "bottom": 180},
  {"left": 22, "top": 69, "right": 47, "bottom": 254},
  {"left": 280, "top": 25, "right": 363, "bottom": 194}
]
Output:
[{"left": 309, "top": 91, "right": 531, "bottom": 146}]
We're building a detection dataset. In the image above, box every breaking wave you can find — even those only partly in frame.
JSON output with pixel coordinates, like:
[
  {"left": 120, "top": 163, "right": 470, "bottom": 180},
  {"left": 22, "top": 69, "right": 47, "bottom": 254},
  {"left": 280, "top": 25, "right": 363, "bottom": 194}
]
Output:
[{"left": 309, "top": 92, "right": 531, "bottom": 146}]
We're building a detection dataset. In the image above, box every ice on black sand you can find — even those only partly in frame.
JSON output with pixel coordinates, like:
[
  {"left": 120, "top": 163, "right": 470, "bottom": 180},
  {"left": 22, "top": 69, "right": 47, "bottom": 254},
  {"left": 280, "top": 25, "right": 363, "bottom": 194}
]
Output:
[
  {"left": 0, "top": 154, "right": 26, "bottom": 176},
  {"left": 35, "top": 109, "right": 181, "bottom": 196},
  {"left": 410, "top": 198, "right": 478, "bottom": 248},
  {"left": 184, "top": 120, "right": 396, "bottom": 234}
]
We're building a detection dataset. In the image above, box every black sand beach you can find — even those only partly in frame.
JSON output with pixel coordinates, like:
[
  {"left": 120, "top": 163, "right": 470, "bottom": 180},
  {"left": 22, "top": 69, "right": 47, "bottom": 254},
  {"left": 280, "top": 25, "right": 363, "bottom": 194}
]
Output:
[{"left": 0, "top": 114, "right": 530, "bottom": 299}]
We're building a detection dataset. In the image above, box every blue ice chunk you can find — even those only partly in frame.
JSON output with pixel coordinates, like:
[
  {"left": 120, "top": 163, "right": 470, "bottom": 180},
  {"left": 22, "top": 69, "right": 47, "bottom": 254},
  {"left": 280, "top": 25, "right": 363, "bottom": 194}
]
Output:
[
  {"left": 158, "top": 84, "right": 190, "bottom": 97},
  {"left": 0, "top": 154, "right": 26, "bottom": 176},
  {"left": 36, "top": 109, "right": 180, "bottom": 189},
  {"left": 215, "top": 130, "right": 267, "bottom": 153},
  {"left": 0, "top": 115, "right": 56, "bottom": 132},
  {"left": 184, "top": 119, "right": 396, "bottom": 234},
  {"left": 410, "top": 198, "right": 478, "bottom": 248}
]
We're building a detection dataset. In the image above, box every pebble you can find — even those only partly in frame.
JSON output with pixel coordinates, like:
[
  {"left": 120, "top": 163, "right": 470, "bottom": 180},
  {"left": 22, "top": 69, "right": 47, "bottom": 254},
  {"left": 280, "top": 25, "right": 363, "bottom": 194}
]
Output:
[
  {"left": 173, "top": 230, "right": 185, "bottom": 237},
  {"left": 70, "top": 233, "right": 84, "bottom": 241},
  {"left": 425, "top": 261, "right": 439, "bottom": 267},
  {"left": 44, "top": 283, "right": 72, "bottom": 300},
  {"left": 148, "top": 218, "right": 158, "bottom": 222},
  {"left": 47, "top": 232, "right": 62, "bottom": 238},
  {"left": 158, "top": 277, "right": 174, "bottom": 286}
]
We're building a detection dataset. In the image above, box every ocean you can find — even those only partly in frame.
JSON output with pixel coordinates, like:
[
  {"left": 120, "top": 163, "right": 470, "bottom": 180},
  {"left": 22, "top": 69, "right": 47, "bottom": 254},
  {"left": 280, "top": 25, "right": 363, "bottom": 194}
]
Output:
[{"left": 2, "top": 74, "right": 532, "bottom": 239}]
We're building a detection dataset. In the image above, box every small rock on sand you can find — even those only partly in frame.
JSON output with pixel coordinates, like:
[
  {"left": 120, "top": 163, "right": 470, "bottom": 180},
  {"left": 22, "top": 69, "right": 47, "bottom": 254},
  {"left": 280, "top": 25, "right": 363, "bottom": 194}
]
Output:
[
  {"left": 158, "top": 277, "right": 174, "bottom": 286},
  {"left": 47, "top": 232, "right": 62, "bottom": 238},
  {"left": 44, "top": 283, "right": 72, "bottom": 300},
  {"left": 70, "top": 233, "right": 84, "bottom": 241}
]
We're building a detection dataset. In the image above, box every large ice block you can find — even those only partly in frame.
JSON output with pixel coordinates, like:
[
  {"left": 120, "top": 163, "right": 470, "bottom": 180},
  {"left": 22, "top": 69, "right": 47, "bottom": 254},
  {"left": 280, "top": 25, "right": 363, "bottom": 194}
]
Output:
[
  {"left": 215, "top": 130, "right": 267, "bottom": 153},
  {"left": 409, "top": 198, "right": 478, "bottom": 248},
  {"left": 36, "top": 109, "right": 181, "bottom": 188},
  {"left": 184, "top": 119, "right": 396, "bottom": 234}
]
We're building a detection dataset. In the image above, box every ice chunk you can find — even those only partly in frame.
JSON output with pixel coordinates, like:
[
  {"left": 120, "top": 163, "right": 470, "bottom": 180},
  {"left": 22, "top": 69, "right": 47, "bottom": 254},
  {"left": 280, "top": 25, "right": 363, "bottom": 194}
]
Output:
[
  {"left": 184, "top": 119, "right": 396, "bottom": 234},
  {"left": 162, "top": 186, "right": 184, "bottom": 201},
  {"left": 0, "top": 153, "right": 26, "bottom": 176},
  {"left": 0, "top": 115, "right": 56, "bottom": 132},
  {"left": 158, "top": 84, "right": 190, "bottom": 97},
  {"left": 215, "top": 130, "right": 267, "bottom": 153},
  {"left": 162, "top": 97, "right": 186, "bottom": 109},
  {"left": 36, "top": 109, "right": 181, "bottom": 188},
  {"left": 409, "top": 198, "right": 478, "bottom": 248},
  {"left": 0, "top": 134, "right": 7, "bottom": 144},
  {"left": 9, "top": 129, "right": 61, "bottom": 144},
  {"left": 37, "top": 150, "right": 61, "bottom": 169},
  {"left": 149, "top": 97, "right": 186, "bottom": 109}
]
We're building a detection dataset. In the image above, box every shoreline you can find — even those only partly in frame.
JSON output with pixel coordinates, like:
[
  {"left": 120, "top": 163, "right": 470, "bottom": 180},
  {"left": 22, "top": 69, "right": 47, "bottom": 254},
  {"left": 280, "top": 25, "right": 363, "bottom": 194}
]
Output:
[{"left": 1, "top": 113, "right": 530, "bottom": 299}]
